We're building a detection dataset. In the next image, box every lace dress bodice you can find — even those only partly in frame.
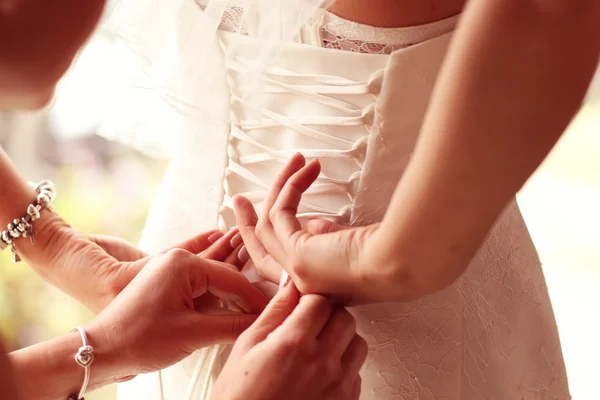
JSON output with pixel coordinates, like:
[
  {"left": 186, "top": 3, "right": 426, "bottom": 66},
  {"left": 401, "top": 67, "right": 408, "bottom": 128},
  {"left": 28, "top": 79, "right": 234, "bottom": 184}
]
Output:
[{"left": 108, "top": 3, "right": 569, "bottom": 399}]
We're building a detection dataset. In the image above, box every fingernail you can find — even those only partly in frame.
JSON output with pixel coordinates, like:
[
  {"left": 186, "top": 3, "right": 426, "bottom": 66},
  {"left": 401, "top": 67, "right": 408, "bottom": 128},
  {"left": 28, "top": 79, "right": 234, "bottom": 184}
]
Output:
[
  {"left": 237, "top": 246, "right": 250, "bottom": 264},
  {"left": 208, "top": 231, "right": 224, "bottom": 244},
  {"left": 230, "top": 232, "right": 242, "bottom": 248},
  {"left": 279, "top": 270, "right": 291, "bottom": 289}
]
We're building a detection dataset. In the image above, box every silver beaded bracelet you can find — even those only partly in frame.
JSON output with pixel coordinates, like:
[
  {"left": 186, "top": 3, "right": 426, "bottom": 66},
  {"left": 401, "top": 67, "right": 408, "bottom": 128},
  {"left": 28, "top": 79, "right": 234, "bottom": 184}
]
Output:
[
  {"left": 0, "top": 180, "right": 56, "bottom": 263},
  {"left": 68, "top": 326, "right": 95, "bottom": 400}
]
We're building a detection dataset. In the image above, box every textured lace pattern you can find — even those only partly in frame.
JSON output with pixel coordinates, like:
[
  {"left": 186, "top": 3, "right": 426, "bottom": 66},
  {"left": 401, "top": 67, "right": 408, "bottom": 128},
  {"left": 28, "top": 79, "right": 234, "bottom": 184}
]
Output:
[
  {"left": 195, "top": 0, "right": 459, "bottom": 54},
  {"left": 319, "top": 11, "right": 458, "bottom": 54}
]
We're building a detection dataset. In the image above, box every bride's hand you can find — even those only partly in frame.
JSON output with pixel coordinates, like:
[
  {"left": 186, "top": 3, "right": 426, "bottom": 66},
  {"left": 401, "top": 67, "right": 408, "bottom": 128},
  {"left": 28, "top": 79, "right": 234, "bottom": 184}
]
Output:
[
  {"left": 233, "top": 154, "right": 385, "bottom": 305},
  {"left": 24, "top": 214, "right": 247, "bottom": 313}
]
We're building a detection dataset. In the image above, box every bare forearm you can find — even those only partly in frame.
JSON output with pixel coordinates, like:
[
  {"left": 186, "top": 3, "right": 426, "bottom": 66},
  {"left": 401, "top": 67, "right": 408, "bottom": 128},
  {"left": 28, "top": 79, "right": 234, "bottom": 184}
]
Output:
[
  {"left": 0, "top": 147, "right": 107, "bottom": 311},
  {"left": 375, "top": 0, "right": 600, "bottom": 296},
  {"left": 9, "top": 330, "right": 115, "bottom": 400},
  {"left": 0, "top": 147, "right": 74, "bottom": 276}
]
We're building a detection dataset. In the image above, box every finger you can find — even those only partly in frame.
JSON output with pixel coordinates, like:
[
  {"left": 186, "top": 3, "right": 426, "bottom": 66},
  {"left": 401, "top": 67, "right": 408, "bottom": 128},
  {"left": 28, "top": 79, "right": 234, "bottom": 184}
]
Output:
[
  {"left": 318, "top": 308, "right": 357, "bottom": 359},
  {"left": 234, "top": 195, "right": 285, "bottom": 282},
  {"left": 261, "top": 153, "right": 306, "bottom": 221},
  {"left": 242, "top": 281, "right": 301, "bottom": 346},
  {"left": 270, "top": 159, "right": 321, "bottom": 242},
  {"left": 89, "top": 235, "right": 147, "bottom": 261},
  {"left": 254, "top": 154, "right": 307, "bottom": 263},
  {"left": 253, "top": 280, "right": 279, "bottom": 299},
  {"left": 199, "top": 259, "right": 269, "bottom": 313},
  {"left": 163, "top": 229, "right": 223, "bottom": 255},
  {"left": 341, "top": 335, "right": 369, "bottom": 377},
  {"left": 351, "top": 375, "right": 362, "bottom": 400},
  {"left": 201, "top": 228, "right": 239, "bottom": 261},
  {"left": 223, "top": 243, "right": 247, "bottom": 270},
  {"left": 305, "top": 219, "right": 351, "bottom": 235},
  {"left": 182, "top": 313, "right": 259, "bottom": 347},
  {"left": 281, "top": 294, "right": 333, "bottom": 338}
]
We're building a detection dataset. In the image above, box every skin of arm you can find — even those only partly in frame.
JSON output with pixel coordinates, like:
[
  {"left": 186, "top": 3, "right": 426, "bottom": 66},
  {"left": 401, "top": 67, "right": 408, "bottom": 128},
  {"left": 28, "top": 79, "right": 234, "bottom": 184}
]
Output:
[
  {"left": 0, "top": 0, "right": 106, "bottom": 109},
  {"left": 0, "top": 146, "right": 126, "bottom": 311},
  {"left": 233, "top": 0, "right": 600, "bottom": 304},
  {"left": 8, "top": 331, "right": 127, "bottom": 400},
  {"left": 367, "top": 0, "right": 600, "bottom": 298}
]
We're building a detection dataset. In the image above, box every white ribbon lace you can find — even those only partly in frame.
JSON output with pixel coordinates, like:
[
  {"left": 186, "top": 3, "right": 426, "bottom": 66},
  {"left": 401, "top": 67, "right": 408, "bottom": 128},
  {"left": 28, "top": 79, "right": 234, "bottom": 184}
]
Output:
[{"left": 217, "top": 52, "right": 384, "bottom": 230}]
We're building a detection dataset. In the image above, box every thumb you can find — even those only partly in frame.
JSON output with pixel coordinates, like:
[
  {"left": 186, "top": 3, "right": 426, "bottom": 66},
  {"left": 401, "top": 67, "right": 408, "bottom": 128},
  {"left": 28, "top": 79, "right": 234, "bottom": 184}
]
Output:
[
  {"left": 242, "top": 282, "right": 301, "bottom": 346},
  {"left": 305, "top": 219, "right": 350, "bottom": 235},
  {"left": 89, "top": 235, "right": 148, "bottom": 262}
]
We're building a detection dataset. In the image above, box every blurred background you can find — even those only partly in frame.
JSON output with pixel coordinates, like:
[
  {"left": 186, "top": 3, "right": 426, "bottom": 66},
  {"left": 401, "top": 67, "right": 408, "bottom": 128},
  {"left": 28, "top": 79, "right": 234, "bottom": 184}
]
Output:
[{"left": 1, "top": 7, "right": 600, "bottom": 399}]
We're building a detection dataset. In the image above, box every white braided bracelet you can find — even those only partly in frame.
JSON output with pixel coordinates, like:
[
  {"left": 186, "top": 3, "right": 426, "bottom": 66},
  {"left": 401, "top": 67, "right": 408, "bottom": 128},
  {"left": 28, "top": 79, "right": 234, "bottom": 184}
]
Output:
[
  {"left": 0, "top": 180, "right": 56, "bottom": 263},
  {"left": 69, "top": 327, "right": 95, "bottom": 400}
]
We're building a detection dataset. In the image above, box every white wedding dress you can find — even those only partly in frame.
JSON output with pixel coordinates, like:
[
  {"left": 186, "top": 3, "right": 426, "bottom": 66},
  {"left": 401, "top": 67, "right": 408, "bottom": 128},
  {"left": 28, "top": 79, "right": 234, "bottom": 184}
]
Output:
[{"left": 97, "top": 1, "right": 570, "bottom": 398}]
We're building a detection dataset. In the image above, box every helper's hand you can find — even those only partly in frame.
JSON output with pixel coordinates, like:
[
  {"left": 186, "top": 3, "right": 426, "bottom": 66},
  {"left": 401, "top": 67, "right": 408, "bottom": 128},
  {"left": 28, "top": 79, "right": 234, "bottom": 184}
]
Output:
[
  {"left": 234, "top": 154, "right": 385, "bottom": 305},
  {"left": 24, "top": 212, "right": 247, "bottom": 313},
  {"left": 85, "top": 249, "right": 268, "bottom": 381},
  {"left": 212, "top": 282, "right": 367, "bottom": 400}
]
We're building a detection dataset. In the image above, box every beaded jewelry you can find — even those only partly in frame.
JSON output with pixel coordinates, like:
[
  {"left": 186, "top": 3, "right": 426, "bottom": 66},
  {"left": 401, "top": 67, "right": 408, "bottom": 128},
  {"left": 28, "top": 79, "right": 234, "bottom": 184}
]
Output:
[{"left": 0, "top": 180, "right": 56, "bottom": 263}]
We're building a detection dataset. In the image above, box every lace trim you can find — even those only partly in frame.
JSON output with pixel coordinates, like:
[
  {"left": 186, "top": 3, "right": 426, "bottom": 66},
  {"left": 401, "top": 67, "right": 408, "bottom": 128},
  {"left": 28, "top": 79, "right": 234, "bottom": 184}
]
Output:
[
  {"left": 320, "top": 12, "right": 459, "bottom": 54},
  {"left": 195, "top": 0, "right": 459, "bottom": 54}
]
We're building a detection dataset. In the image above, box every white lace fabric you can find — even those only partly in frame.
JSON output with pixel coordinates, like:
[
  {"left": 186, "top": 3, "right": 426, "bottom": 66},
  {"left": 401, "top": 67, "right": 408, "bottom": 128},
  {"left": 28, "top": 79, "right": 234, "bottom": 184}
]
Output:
[
  {"left": 318, "top": 11, "right": 459, "bottom": 54},
  {"left": 196, "top": 0, "right": 459, "bottom": 55}
]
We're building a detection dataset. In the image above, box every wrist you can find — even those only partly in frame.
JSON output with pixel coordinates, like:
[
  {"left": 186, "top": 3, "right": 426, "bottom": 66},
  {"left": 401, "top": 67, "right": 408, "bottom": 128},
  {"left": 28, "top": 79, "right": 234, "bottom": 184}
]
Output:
[
  {"left": 17, "top": 211, "right": 118, "bottom": 313},
  {"left": 16, "top": 209, "right": 71, "bottom": 267},
  {"left": 84, "top": 321, "right": 138, "bottom": 387},
  {"left": 8, "top": 329, "right": 122, "bottom": 400},
  {"left": 362, "top": 228, "right": 421, "bottom": 303},
  {"left": 83, "top": 323, "right": 132, "bottom": 389}
]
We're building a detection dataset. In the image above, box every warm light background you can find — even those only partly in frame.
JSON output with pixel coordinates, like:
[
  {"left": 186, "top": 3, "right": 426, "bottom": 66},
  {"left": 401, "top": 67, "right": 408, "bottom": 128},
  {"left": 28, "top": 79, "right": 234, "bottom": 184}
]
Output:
[{"left": 0, "top": 10, "right": 599, "bottom": 399}]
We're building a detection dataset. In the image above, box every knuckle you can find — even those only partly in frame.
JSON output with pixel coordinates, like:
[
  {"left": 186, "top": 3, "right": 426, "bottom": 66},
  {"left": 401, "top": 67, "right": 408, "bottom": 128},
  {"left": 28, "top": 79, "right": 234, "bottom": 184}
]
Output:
[
  {"left": 318, "top": 359, "right": 343, "bottom": 382},
  {"left": 300, "top": 294, "right": 332, "bottom": 314},
  {"left": 356, "top": 335, "right": 368, "bottom": 351},
  {"left": 254, "top": 261, "right": 269, "bottom": 277},
  {"left": 289, "top": 259, "right": 309, "bottom": 282},
  {"left": 293, "top": 277, "right": 312, "bottom": 294},
  {"left": 354, "top": 335, "right": 369, "bottom": 361},
  {"left": 279, "top": 333, "right": 308, "bottom": 353},
  {"left": 288, "top": 258, "right": 304, "bottom": 276},
  {"left": 255, "top": 221, "right": 268, "bottom": 240},
  {"left": 268, "top": 207, "right": 279, "bottom": 222},
  {"left": 230, "top": 315, "right": 247, "bottom": 339},
  {"left": 337, "top": 309, "right": 357, "bottom": 331},
  {"left": 164, "top": 248, "right": 192, "bottom": 261},
  {"left": 350, "top": 376, "right": 362, "bottom": 400}
]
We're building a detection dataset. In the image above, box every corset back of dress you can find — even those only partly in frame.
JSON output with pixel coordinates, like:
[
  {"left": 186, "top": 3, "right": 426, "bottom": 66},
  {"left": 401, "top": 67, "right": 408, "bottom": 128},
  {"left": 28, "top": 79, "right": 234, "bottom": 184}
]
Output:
[{"left": 109, "top": 4, "right": 569, "bottom": 399}]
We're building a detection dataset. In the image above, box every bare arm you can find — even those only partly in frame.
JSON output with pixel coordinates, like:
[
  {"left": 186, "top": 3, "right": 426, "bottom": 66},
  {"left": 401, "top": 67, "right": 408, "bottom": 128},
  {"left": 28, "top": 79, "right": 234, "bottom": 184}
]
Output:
[
  {"left": 9, "top": 332, "right": 120, "bottom": 400},
  {"left": 371, "top": 0, "right": 600, "bottom": 296},
  {"left": 0, "top": 0, "right": 105, "bottom": 108},
  {"left": 234, "top": 0, "right": 600, "bottom": 303},
  {"left": 0, "top": 147, "right": 120, "bottom": 310}
]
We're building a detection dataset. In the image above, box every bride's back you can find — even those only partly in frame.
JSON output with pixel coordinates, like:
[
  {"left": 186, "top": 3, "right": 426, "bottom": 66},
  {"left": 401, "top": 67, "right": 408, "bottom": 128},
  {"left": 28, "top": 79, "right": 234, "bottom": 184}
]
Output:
[
  {"left": 330, "top": 0, "right": 467, "bottom": 27},
  {"left": 100, "top": 1, "right": 568, "bottom": 399}
]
